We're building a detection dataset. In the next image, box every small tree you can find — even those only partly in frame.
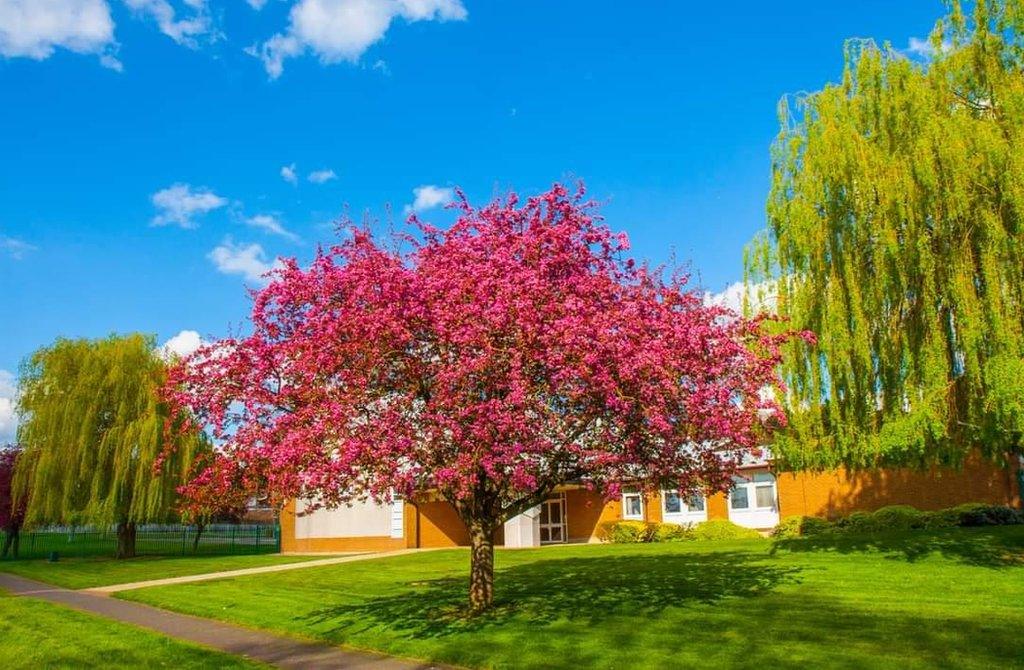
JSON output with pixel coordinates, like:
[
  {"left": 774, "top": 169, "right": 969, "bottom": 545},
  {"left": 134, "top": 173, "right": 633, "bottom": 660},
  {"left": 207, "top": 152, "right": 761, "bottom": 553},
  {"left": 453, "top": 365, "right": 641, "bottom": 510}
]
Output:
[
  {"left": 1, "top": 445, "right": 25, "bottom": 558},
  {"left": 15, "top": 334, "right": 208, "bottom": 558},
  {"left": 165, "top": 185, "right": 799, "bottom": 611}
]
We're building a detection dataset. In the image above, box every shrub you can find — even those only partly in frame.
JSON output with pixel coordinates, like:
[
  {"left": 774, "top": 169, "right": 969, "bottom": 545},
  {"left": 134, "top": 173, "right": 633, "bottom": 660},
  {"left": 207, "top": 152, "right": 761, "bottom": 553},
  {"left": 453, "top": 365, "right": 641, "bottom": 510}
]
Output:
[
  {"left": 835, "top": 511, "right": 875, "bottom": 533},
  {"left": 689, "top": 519, "right": 763, "bottom": 541},
  {"left": 920, "top": 508, "right": 959, "bottom": 529},
  {"left": 951, "top": 503, "right": 1023, "bottom": 526},
  {"left": 772, "top": 515, "right": 832, "bottom": 539},
  {"left": 654, "top": 522, "right": 692, "bottom": 542},
  {"left": 598, "top": 520, "right": 658, "bottom": 543},
  {"left": 870, "top": 505, "right": 925, "bottom": 531}
]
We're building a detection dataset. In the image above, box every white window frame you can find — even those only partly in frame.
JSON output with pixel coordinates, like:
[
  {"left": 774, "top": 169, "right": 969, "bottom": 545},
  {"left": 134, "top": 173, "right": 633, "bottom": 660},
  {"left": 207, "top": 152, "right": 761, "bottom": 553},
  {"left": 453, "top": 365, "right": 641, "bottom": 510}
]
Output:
[
  {"left": 726, "top": 471, "right": 780, "bottom": 529},
  {"left": 728, "top": 474, "right": 777, "bottom": 512},
  {"left": 621, "top": 491, "right": 644, "bottom": 520},
  {"left": 661, "top": 489, "right": 708, "bottom": 524},
  {"left": 661, "top": 490, "right": 706, "bottom": 515}
]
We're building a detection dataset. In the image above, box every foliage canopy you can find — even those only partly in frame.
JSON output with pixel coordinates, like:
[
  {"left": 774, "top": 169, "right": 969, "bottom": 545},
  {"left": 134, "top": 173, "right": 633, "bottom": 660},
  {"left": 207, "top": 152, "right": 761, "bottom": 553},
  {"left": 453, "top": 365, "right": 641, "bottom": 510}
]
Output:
[
  {"left": 748, "top": 0, "right": 1024, "bottom": 469},
  {"left": 14, "top": 334, "right": 207, "bottom": 533}
]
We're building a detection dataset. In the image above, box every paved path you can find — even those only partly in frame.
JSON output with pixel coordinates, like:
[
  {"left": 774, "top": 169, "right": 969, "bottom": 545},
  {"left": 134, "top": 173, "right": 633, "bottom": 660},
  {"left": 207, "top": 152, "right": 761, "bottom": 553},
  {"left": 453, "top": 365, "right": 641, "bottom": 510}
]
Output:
[
  {"left": 0, "top": 573, "right": 454, "bottom": 670},
  {"left": 85, "top": 548, "right": 430, "bottom": 594}
]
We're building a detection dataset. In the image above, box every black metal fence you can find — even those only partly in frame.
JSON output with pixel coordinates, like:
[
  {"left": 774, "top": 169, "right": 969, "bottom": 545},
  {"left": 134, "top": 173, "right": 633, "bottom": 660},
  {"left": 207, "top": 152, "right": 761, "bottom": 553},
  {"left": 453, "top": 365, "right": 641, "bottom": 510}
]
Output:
[{"left": 0, "top": 524, "right": 280, "bottom": 560}]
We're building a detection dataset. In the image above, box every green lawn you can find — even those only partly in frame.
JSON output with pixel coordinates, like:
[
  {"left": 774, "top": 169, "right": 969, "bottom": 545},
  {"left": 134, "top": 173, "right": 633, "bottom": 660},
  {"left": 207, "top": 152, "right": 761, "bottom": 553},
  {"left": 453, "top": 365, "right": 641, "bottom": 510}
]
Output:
[
  {"left": 119, "top": 526, "right": 1024, "bottom": 669},
  {"left": 0, "top": 553, "right": 329, "bottom": 589},
  {"left": 0, "top": 591, "right": 265, "bottom": 669}
]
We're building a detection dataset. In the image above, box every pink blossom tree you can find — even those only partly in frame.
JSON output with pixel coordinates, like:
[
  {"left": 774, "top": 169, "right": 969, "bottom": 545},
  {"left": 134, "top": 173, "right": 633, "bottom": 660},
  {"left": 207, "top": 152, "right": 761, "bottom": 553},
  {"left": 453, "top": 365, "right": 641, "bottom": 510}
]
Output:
[
  {"left": 164, "top": 184, "right": 799, "bottom": 611},
  {"left": 1, "top": 446, "right": 25, "bottom": 559}
]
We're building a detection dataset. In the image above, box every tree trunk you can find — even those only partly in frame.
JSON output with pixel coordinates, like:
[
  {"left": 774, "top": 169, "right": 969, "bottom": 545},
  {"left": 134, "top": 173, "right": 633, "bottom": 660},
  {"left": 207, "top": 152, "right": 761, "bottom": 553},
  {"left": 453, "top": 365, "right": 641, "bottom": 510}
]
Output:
[
  {"left": 116, "top": 521, "right": 137, "bottom": 559},
  {"left": 1, "top": 526, "right": 17, "bottom": 559},
  {"left": 468, "top": 522, "right": 495, "bottom": 613},
  {"left": 192, "top": 523, "right": 204, "bottom": 553}
]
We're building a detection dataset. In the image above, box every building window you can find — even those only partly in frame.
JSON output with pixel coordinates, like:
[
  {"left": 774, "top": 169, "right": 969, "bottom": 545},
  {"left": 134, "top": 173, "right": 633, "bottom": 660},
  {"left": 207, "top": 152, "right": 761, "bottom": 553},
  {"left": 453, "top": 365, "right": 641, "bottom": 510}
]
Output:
[
  {"left": 622, "top": 492, "right": 644, "bottom": 520},
  {"left": 662, "top": 490, "right": 707, "bottom": 515},
  {"left": 753, "top": 472, "right": 776, "bottom": 508},
  {"left": 730, "top": 484, "right": 750, "bottom": 510},
  {"left": 663, "top": 490, "right": 682, "bottom": 514},
  {"left": 729, "top": 472, "right": 777, "bottom": 511}
]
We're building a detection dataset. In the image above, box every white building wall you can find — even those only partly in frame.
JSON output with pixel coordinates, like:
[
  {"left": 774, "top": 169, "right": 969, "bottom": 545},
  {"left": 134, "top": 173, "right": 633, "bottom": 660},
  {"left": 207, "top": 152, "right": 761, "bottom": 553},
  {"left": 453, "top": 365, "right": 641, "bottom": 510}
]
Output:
[
  {"left": 503, "top": 506, "right": 541, "bottom": 548},
  {"left": 294, "top": 498, "right": 396, "bottom": 539}
]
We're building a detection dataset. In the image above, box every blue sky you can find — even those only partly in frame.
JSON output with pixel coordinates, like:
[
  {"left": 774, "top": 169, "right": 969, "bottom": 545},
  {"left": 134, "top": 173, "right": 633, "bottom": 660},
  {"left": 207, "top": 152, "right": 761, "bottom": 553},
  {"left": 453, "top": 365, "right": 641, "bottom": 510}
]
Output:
[{"left": 0, "top": 0, "right": 944, "bottom": 439}]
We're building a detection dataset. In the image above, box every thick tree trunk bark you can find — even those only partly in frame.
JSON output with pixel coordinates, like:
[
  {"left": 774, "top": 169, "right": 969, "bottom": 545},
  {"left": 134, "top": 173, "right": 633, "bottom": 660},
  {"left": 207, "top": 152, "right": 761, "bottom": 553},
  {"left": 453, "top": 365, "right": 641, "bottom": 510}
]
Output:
[
  {"left": 116, "top": 521, "right": 137, "bottom": 559},
  {"left": 468, "top": 522, "right": 495, "bottom": 613}
]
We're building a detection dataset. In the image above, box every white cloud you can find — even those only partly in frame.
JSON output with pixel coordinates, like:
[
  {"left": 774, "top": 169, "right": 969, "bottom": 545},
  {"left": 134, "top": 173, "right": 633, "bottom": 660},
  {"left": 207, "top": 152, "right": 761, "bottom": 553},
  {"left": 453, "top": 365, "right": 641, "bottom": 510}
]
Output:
[
  {"left": 246, "top": 0, "right": 268, "bottom": 8},
  {"left": 0, "top": 0, "right": 116, "bottom": 63},
  {"left": 159, "top": 329, "right": 205, "bottom": 359},
  {"left": 1, "top": 235, "right": 36, "bottom": 260},
  {"left": 123, "top": 0, "right": 215, "bottom": 48},
  {"left": 208, "top": 238, "right": 282, "bottom": 283},
  {"left": 151, "top": 183, "right": 227, "bottom": 228},
  {"left": 245, "top": 213, "right": 299, "bottom": 241},
  {"left": 705, "top": 280, "right": 777, "bottom": 314},
  {"left": 252, "top": 0, "right": 467, "bottom": 79},
  {"left": 280, "top": 163, "right": 298, "bottom": 184},
  {"left": 99, "top": 51, "right": 123, "bottom": 70},
  {"left": 904, "top": 36, "right": 952, "bottom": 59},
  {"left": 307, "top": 168, "right": 337, "bottom": 184},
  {"left": 0, "top": 370, "right": 17, "bottom": 444},
  {"left": 404, "top": 184, "right": 453, "bottom": 214}
]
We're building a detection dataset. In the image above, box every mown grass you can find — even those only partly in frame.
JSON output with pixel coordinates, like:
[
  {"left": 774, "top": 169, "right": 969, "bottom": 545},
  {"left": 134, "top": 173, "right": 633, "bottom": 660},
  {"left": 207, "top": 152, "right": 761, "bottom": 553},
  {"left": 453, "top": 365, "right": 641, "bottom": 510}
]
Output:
[
  {"left": 0, "top": 553, "right": 328, "bottom": 589},
  {"left": 119, "top": 526, "right": 1024, "bottom": 669},
  {"left": 0, "top": 591, "right": 266, "bottom": 669}
]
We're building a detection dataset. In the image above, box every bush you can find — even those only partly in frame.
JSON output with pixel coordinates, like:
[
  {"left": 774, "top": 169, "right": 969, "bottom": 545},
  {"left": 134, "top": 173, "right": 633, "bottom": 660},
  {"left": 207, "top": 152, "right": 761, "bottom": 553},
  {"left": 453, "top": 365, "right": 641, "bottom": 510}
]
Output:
[
  {"left": 827, "top": 502, "right": 1021, "bottom": 534},
  {"left": 689, "top": 519, "right": 763, "bottom": 541},
  {"left": 951, "top": 503, "right": 1023, "bottom": 526},
  {"left": 835, "top": 511, "right": 875, "bottom": 533},
  {"left": 654, "top": 522, "right": 692, "bottom": 542},
  {"left": 870, "top": 505, "right": 926, "bottom": 531},
  {"left": 772, "top": 515, "right": 832, "bottom": 539},
  {"left": 920, "top": 508, "right": 959, "bottom": 529},
  {"left": 598, "top": 520, "right": 658, "bottom": 543}
]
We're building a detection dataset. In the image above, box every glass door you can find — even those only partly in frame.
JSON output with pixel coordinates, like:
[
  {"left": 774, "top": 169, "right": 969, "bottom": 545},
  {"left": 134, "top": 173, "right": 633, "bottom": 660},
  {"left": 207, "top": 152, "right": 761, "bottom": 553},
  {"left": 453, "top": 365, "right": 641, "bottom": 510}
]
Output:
[{"left": 538, "top": 496, "right": 567, "bottom": 544}]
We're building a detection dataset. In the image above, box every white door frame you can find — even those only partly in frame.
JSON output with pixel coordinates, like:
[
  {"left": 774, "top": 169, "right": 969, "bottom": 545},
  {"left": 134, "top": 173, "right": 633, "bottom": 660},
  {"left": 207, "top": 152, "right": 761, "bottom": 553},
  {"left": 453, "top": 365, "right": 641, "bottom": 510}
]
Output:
[{"left": 539, "top": 494, "right": 567, "bottom": 544}]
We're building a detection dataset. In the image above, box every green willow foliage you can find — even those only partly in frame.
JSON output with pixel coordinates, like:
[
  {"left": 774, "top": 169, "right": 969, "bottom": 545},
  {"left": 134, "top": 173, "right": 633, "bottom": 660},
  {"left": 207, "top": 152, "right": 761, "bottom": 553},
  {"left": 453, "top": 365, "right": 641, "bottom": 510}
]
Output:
[
  {"left": 13, "top": 334, "right": 207, "bottom": 527},
  {"left": 747, "top": 1, "right": 1024, "bottom": 469}
]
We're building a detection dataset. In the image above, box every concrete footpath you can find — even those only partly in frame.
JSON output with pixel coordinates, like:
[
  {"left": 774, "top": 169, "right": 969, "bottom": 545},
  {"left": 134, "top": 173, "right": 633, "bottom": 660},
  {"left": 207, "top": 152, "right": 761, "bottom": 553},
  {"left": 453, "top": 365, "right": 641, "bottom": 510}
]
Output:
[
  {"left": 85, "top": 548, "right": 429, "bottom": 594},
  {"left": 0, "top": 573, "right": 454, "bottom": 669}
]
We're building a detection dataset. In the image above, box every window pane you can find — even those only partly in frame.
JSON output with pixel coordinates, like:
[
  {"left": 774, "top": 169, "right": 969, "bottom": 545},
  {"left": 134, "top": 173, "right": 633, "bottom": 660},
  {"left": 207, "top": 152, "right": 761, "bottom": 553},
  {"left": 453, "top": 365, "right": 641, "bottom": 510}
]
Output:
[
  {"left": 730, "top": 487, "right": 749, "bottom": 509},
  {"left": 549, "top": 502, "right": 562, "bottom": 523},
  {"left": 540, "top": 527, "right": 550, "bottom": 542},
  {"left": 752, "top": 472, "right": 774, "bottom": 483},
  {"left": 687, "top": 495, "right": 705, "bottom": 512},
  {"left": 625, "top": 495, "right": 642, "bottom": 517},
  {"left": 664, "top": 491, "right": 682, "bottom": 514},
  {"left": 550, "top": 526, "right": 563, "bottom": 542},
  {"left": 755, "top": 485, "right": 775, "bottom": 508}
]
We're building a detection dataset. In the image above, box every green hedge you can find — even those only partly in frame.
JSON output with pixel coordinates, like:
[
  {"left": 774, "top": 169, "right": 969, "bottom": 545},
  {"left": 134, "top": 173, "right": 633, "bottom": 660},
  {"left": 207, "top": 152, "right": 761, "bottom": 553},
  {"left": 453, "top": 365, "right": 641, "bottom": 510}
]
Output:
[
  {"left": 772, "top": 502, "right": 1022, "bottom": 538},
  {"left": 599, "top": 519, "right": 762, "bottom": 543}
]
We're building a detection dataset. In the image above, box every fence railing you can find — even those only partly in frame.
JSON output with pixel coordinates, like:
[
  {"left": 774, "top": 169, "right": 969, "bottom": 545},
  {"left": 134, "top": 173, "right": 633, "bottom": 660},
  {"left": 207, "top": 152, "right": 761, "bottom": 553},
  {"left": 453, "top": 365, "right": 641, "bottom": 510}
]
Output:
[{"left": 0, "top": 523, "right": 280, "bottom": 560}]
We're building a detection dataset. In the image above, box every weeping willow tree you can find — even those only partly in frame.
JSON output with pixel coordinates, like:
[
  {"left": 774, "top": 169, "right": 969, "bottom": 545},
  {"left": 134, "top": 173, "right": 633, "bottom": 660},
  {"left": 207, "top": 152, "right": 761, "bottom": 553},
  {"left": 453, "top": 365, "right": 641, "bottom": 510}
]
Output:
[
  {"left": 14, "top": 334, "right": 208, "bottom": 557},
  {"left": 747, "top": 0, "right": 1024, "bottom": 475}
]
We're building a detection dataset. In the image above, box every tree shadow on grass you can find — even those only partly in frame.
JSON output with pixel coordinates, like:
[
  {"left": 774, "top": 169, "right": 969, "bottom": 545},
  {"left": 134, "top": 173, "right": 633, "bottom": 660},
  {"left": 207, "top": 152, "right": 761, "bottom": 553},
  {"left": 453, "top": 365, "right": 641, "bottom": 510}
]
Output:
[
  {"left": 303, "top": 551, "right": 800, "bottom": 638},
  {"left": 770, "top": 526, "right": 1024, "bottom": 567}
]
